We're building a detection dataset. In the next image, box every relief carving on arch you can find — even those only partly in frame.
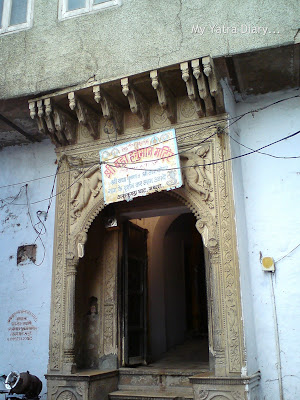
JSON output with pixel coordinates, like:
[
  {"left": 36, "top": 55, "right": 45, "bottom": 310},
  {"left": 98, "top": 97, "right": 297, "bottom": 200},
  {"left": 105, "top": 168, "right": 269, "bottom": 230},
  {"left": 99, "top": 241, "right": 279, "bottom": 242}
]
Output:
[
  {"left": 180, "top": 144, "right": 214, "bottom": 209},
  {"left": 70, "top": 165, "right": 103, "bottom": 224}
]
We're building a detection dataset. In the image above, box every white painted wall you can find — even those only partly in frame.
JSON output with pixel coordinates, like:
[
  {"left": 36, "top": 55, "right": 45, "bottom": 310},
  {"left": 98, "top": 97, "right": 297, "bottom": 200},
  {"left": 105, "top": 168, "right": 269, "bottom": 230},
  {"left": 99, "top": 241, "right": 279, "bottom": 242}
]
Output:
[
  {"left": 0, "top": 140, "right": 56, "bottom": 400},
  {"left": 227, "top": 87, "right": 300, "bottom": 399}
]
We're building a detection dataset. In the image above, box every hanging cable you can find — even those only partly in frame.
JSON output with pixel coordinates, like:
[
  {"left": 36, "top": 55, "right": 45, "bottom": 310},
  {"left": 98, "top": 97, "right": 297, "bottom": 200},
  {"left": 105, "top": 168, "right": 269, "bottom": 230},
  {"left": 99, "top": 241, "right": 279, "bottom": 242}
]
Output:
[
  {"left": 25, "top": 184, "right": 46, "bottom": 266},
  {"left": 275, "top": 242, "right": 300, "bottom": 263},
  {"left": 229, "top": 134, "right": 300, "bottom": 159},
  {"left": 0, "top": 93, "right": 299, "bottom": 190},
  {"left": 101, "top": 129, "right": 300, "bottom": 172}
]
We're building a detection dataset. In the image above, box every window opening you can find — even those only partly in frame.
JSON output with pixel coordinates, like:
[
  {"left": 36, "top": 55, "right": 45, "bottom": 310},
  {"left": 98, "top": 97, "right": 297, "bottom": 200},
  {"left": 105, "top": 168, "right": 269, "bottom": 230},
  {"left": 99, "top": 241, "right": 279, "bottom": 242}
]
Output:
[
  {"left": 68, "top": 0, "right": 85, "bottom": 11},
  {"left": 61, "top": 0, "right": 121, "bottom": 20},
  {"left": 0, "top": 0, "right": 33, "bottom": 35},
  {"left": 0, "top": 0, "right": 4, "bottom": 28},
  {"left": 10, "top": 0, "right": 27, "bottom": 25}
]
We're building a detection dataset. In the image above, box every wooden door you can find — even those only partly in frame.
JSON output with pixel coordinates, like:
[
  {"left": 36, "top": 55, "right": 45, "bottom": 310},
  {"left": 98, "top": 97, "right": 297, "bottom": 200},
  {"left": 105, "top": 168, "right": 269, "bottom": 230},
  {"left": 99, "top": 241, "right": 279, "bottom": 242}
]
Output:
[{"left": 123, "top": 221, "right": 148, "bottom": 366}]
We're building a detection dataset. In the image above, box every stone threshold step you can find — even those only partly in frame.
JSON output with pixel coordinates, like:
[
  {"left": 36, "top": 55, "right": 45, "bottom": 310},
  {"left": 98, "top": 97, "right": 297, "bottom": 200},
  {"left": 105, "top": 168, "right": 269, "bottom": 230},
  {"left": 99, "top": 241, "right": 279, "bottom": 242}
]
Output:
[
  {"left": 109, "top": 391, "right": 193, "bottom": 400},
  {"left": 119, "top": 368, "right": 208, "bottom": 376}
]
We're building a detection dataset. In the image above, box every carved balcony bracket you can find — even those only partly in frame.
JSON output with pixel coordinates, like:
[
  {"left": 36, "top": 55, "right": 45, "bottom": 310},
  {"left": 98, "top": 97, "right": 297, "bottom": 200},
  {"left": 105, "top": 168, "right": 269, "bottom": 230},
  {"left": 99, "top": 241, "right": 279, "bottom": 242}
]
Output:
[
  {"left": 202, "top": 56, "right": 225, "bottom": 114},
  {"left": 29, "top": 100, "right": 48, "bottom": 137},
  {"left": 92, "top": 85, "right": 123, "bottom": 135},
  {"left": 68, "top": 92, "right": 100, "bottom": 140},
  {"left": 150, "top": 70, "right": 177, "bottom": 124},
  {"left": 121, "top": 77, "right": 150, "bottom": 129},
  {"left": 180, "top": 62, "right": 205, "bottom": 118},
  {"left": 191, "top": 59, "right": 215, "bottom": 116},
  {"left": 29, "top": 99, "right": 77, "bottom": 146}
]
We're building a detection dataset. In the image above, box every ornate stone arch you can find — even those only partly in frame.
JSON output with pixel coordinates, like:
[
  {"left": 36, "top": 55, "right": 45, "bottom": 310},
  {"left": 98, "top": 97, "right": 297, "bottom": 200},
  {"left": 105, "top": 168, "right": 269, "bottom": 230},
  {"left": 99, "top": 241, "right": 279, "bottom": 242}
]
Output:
[
  {"left": 48, "top": 120, "right": 245, "bottom": 383},
  {"left": 70, "top": 182, "right": 218, "bottom": 262}
]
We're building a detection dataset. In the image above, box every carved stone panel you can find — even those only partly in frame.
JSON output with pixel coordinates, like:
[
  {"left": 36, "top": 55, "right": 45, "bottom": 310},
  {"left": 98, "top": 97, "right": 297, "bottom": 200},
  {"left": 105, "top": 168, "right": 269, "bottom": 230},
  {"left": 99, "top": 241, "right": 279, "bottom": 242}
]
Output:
[
  {"left": 49, "top": 159, "right": 69, "bottom": 371},
  {"left": 101, "top": 231, "right": 118, "bottom": 365}
]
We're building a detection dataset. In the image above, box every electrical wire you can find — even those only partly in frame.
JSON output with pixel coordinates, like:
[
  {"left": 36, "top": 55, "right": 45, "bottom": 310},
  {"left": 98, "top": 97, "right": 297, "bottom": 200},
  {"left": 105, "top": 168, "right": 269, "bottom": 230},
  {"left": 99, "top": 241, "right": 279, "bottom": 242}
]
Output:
[
  {"left": 0, "top": 185, "right": 26, "bottom": 208},
  {"left": 3, "top": 127, "right": 300, "bottom": 207},
  {"left": 275, "top": 242, "right": 300, "bottom": 263},
  {"left": 0, "top": 93, "right": 299, "bottom": 190},
  {"left": 0, "top": 118, "right": 227, "bottom": 189},
  {"left": 9, "top": 163, "right": 98, "bottom": 206},
  {"left": 229, "top": 134, "right": 300, "bottom": 159},
  {"left": 101, "top": 129, "right": 300, "bottom": 172},
  {"left": 25, "top": 184, "right": 46, "bottom": 266}
]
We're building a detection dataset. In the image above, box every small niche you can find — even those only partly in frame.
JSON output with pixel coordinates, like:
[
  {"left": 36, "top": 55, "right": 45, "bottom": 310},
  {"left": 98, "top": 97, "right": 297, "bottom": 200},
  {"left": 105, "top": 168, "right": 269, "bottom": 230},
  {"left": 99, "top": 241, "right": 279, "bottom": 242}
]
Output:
[{"left": 17, "top": 244, "right": 37, "bottom": 265}]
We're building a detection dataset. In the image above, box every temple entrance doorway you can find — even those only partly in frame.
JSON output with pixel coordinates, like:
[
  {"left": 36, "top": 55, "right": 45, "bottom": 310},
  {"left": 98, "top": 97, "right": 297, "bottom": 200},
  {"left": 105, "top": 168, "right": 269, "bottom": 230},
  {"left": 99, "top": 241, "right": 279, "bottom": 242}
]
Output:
[
  {"left": 74, "top": 192, "right": 210, "bottom": 372},
  {"left": 119, "top": 193, "right": 209, "bottom": 371}
]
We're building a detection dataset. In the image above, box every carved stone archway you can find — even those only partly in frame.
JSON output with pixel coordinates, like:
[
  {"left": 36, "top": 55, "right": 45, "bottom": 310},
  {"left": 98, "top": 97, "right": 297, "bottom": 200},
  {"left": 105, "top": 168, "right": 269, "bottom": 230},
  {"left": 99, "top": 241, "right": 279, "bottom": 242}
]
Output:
[
  {"left": 48, "top": 111, "right": 242, "bottom": 371},
  {"left": 45, "top": 105, "right": 260, "bottom": 399}
]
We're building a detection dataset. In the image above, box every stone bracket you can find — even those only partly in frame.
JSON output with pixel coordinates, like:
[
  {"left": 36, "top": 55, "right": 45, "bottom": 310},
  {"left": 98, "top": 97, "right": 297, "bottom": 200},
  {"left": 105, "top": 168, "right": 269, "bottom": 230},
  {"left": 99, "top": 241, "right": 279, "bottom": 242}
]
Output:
[
  {"left": 121, "top": 77, "right": 150, "bottom": 129},
  {"left": 68, "top": 92, "right": 100, "bottom": 140},
  {"left": 150, "top": 70, "right": 177, "bottom": 124},
  {"left": 191, "top": 59, "right": 215, "bottom": 117},
  {"left": 202, "top": 56, "right": 225, "bottom": 114},
  {"left": 180, "top": 61, "right": 205, "bottom": 118},
  {"left": 93, "top": 85, "right": 124, "bottom": 135},
  {"left": 29, "top": 99, "right": 77, "bottom": 146}
]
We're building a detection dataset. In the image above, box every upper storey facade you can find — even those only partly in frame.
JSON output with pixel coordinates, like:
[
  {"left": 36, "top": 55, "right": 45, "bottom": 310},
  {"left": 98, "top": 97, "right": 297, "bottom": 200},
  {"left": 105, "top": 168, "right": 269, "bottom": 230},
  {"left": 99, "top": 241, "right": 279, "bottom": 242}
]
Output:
[{"left": 0, "top": 0, "right": 299, "bottom": 100}]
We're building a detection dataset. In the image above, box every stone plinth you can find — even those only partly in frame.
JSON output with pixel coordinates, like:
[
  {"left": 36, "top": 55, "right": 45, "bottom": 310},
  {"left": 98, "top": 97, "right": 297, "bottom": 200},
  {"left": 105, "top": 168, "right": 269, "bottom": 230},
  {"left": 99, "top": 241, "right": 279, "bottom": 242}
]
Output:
[
  {"left": 46, "top": 370, "right": 118, "bottom": 400},
  {"left": 190, "top": 372, "right": 261, "bottom": 400}
]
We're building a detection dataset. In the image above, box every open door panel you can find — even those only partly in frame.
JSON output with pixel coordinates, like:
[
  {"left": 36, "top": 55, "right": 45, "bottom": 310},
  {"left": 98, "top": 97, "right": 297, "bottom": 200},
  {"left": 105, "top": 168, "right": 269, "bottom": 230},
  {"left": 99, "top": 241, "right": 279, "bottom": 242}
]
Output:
[{"left": 123, "top": 221, "right": 148, "bottom": 366}]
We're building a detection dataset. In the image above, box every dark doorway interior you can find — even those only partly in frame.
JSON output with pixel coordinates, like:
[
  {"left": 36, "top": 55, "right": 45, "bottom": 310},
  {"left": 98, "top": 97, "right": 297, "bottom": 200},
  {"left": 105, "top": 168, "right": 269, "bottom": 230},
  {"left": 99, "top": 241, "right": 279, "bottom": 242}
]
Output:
[
  {"left": 124, "top": 212, "right": 209, "bottom": 369},
  {"left": 73, "top": 193, "right": 209, "bottom": 372},
  {"left": 157, "top": 213, "right": 208, "bottom": 367}
]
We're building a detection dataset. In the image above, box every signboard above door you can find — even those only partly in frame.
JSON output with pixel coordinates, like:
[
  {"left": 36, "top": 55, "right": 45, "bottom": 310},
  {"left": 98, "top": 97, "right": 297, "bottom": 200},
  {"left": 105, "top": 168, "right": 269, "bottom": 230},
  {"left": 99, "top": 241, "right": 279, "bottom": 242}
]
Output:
[{"left": 99, "top": 129, "right": 182, "bottom": 205}]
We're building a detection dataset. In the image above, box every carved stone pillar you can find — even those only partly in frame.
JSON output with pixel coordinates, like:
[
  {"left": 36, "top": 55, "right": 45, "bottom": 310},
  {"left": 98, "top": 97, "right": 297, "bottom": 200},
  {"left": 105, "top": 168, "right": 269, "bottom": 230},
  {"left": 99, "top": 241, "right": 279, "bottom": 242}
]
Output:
[
  {"left": 63, "top": 257, "right": 78, "bottom": 374},
  {"left": 208, "top": 249, "right": 226, "bottom": 376}
]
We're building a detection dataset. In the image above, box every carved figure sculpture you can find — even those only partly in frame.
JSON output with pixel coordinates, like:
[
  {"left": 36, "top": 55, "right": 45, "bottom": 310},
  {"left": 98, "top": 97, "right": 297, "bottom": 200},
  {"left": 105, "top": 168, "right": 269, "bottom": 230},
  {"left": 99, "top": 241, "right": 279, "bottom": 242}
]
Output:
[
  {"left": 181, "top": 144, "right": 213, "bottom": 202},
  {"left": 70, "top": 165, "right": 102, "bottom": 221}
]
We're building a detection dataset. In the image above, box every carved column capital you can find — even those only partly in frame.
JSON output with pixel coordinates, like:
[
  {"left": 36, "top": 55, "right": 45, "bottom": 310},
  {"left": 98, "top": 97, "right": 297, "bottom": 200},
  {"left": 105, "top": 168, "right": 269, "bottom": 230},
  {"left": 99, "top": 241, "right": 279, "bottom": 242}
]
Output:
[{"left": 66, "top": 257, "right": 78, "bottom": 275}]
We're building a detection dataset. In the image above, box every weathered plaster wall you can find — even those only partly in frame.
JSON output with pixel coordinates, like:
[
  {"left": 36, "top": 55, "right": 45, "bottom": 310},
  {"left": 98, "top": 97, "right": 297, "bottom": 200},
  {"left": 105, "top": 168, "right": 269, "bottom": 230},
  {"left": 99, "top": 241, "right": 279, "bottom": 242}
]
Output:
[
  {"left": 0, "top": 140, "right": 56, "bottom": 399},
  {"left": 0, "top": 0, "right": 299, "bottom": 99},
  {"left": 229, "top": 88, "right": 300, "bottom": 399}
]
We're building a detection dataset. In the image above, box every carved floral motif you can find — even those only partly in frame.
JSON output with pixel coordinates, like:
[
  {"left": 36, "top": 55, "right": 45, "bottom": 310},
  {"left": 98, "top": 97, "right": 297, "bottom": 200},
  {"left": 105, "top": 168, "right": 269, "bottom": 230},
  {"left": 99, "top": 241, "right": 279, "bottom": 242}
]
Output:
[
  {"left": 194, "top": 388, "right": 209, "bottom": 400},
  {"left": 232, "top": 391, "right": 244, "bottom": 400},
  {"left": 56, "top": 390, "right": 77, "bottom": 400},
  {"left": 180, "top": 97, "right": 196, "bottom": 119},
  {"left": 152, "top": 103, "right": 168, "bottom": 125}
]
